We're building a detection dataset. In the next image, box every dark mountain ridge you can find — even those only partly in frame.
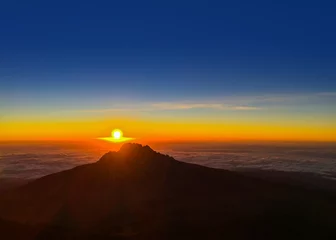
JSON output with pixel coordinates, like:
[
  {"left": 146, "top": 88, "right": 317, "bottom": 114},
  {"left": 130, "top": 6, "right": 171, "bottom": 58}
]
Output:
[{"left": 0, "top": 143, "right": 335, "bottom": 239}]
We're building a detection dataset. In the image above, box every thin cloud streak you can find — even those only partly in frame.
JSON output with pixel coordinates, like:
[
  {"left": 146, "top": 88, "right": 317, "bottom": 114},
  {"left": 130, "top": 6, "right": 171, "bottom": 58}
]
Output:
[
  {"left": 62, "top": 91, "right": 336, "bottom": 114},
  {"left": 71, "top": 102, "right": 261, "bottom": 113}
]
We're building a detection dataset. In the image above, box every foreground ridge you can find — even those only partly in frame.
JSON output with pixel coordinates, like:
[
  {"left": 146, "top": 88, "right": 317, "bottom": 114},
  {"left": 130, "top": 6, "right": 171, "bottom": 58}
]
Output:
[{"left": 0, "top": 144, "right": 335, "bottom": 240}]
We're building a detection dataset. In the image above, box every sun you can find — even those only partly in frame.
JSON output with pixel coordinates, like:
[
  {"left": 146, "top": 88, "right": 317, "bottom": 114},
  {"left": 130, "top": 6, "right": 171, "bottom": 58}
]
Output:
[
  {"left": 112, "top": 129, "right": 123, "bottom": 140},
  {"left": 97, "top": 129, "right": 134, "bottom": 143}
]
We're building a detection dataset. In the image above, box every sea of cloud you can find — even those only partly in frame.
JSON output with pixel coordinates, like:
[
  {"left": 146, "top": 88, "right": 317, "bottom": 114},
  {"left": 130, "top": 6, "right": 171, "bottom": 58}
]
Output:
[
  {"left": 0, "top": 142, "right": 336, "bottom": 180},
  {"left": 160, "top": 143, "right": 336, "bottom": 179}
]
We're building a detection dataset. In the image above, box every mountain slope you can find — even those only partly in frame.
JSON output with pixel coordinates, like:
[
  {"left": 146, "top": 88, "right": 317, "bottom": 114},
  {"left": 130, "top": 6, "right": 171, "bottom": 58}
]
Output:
[{"left": 0, "top": 143, "right": 335, "bottom": 239}]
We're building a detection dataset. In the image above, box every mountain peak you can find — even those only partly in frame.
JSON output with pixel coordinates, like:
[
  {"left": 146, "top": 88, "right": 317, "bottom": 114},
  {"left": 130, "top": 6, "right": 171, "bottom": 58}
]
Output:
[
  {"left": 98, "top": 143, "right": 167, "bottom": 167},
  {"left": 118, "top": 143, "right": 154, "bottom": 154}
]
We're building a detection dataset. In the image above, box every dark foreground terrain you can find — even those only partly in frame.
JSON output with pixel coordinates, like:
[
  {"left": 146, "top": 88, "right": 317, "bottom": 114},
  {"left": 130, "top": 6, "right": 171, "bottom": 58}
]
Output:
[{"left": 0, "top": 143, "right": 335, "bottom": 239}]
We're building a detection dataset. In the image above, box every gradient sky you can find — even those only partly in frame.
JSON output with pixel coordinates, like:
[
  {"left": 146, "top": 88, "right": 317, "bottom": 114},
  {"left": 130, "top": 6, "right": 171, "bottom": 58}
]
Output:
[{"left": 1, "top": 0, "right": 336, "bottom": 141}]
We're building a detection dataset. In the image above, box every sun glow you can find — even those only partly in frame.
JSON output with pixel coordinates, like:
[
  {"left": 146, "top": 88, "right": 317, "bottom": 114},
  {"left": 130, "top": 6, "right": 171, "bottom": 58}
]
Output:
[{"left": 97, "top": 128, "right": 134, "bottom": 143}]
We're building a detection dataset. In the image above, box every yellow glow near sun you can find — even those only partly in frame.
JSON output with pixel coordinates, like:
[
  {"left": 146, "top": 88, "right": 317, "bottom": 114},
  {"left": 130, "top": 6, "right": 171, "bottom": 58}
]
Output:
[
  {"left": 97, "top": 128, "right": 134, "bottom": 143},
  {"left": 112, "top": 129, "right": 122, "bottom": 139}
]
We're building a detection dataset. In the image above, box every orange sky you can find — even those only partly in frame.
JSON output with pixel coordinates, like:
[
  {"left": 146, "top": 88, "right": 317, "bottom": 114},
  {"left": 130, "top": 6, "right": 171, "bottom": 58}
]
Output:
[
  {"left": 2, "top": 92, "right": 336, "bottom": 142},
  {"left": 1, "top": 116, "right": 336, "bottom": 142}
]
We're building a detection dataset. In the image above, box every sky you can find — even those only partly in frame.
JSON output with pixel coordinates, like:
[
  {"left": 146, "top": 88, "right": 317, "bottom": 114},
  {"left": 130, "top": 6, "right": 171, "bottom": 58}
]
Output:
[{"left": 1, "top": 0, "right": 336, "bottom": 142}]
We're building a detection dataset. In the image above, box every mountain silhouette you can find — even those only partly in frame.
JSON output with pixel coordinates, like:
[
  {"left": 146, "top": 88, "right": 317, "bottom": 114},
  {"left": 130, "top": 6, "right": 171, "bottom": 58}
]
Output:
[{"left": 0, "top": 143, "right": 335, "bottom": 239}]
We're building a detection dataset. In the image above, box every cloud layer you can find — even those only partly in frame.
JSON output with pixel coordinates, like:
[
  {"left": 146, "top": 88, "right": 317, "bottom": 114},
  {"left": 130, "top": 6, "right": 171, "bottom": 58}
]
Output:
[{"left": 1, "top": 142, "right": 336, "bottom": 180}]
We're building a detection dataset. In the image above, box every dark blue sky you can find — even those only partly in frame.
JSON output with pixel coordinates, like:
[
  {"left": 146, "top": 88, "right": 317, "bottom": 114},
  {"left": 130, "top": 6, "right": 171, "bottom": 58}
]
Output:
[{"left": 1, "top": 0, "right": 336, "bottom": 103}]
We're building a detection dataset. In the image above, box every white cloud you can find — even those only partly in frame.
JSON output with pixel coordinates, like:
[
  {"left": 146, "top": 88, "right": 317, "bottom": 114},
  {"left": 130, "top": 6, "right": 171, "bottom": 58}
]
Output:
[
  {"left": 151, "top": 102, "right": 225, "bottom": 110},
  {"left": 71, "top": 102, "right": 261, "bottom": 113},
  {"left": 61, "top": 91, "right": 336, "bottom": 114},
  {"left": 232, "top": 106, "right": 261, "bottom": 110}
]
